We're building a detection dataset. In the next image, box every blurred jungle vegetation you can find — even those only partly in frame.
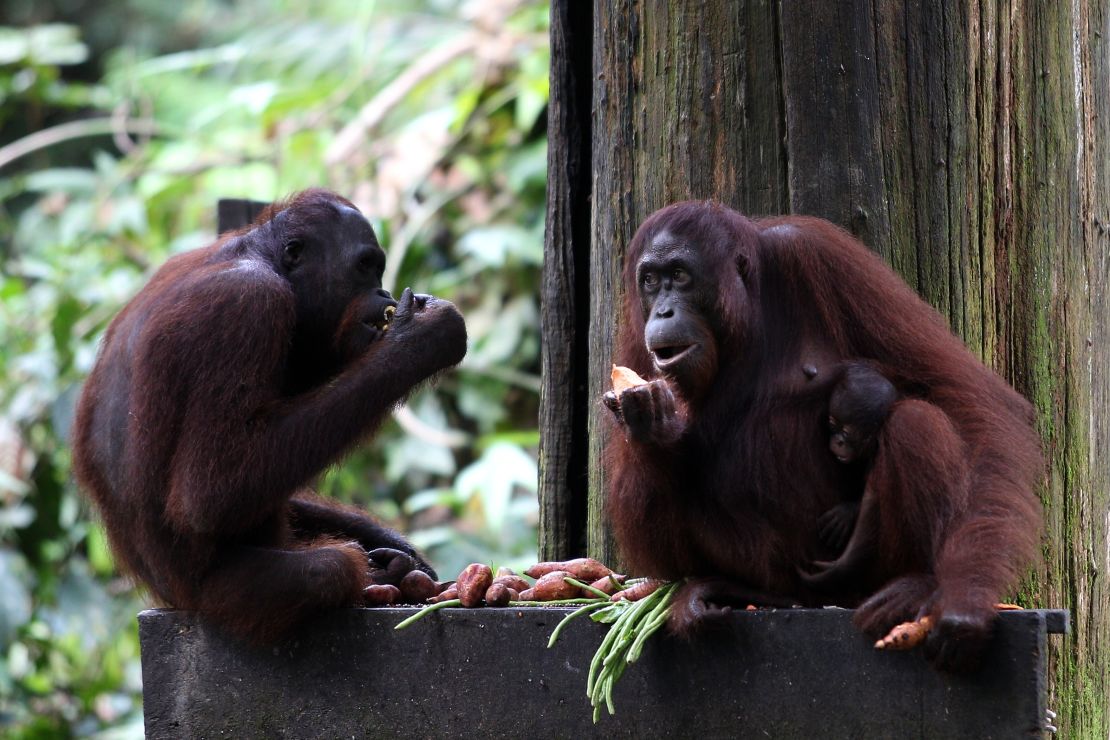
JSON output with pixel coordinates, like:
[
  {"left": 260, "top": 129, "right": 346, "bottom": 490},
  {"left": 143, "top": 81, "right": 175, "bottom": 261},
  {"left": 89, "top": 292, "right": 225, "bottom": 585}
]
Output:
[{"left": 0, "top": 0, "right": 548, "bottom": 735}]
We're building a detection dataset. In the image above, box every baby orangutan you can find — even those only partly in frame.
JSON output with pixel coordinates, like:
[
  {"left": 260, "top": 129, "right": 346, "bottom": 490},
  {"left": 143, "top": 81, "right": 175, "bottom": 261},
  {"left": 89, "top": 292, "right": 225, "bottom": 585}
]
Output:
[
  {"left": 818, "top": 363, "right": 900, "bottom": 551},
  {"left": 800, "top": 363, "right": 970, "bottom": 591}
]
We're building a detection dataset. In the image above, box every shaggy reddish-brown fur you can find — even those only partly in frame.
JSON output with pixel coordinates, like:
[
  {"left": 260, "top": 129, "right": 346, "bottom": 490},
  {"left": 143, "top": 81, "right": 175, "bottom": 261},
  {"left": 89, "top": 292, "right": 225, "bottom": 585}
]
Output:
[
  {"left": 606, "top": 201, "right": 1042, "bottom": 671},
  {"left": 72, "top": 189, "right": 466, "bottom": 642}
]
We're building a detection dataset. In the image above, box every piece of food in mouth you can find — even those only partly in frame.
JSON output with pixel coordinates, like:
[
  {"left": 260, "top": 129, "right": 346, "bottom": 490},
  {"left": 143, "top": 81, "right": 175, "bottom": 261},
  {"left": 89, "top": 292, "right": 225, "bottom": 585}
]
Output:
[
  {"left": 611, "top": 365, "right": 649, "bottom": 393},
  {"left": 368, "top": 304, "right": 396, "bottom": 332}
]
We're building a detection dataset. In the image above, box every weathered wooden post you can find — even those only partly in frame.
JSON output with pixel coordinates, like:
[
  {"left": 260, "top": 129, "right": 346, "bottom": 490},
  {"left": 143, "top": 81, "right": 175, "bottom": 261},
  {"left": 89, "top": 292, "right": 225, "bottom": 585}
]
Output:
[
  {"left": 216, "top": 198, "right": 268, "bottom": 233},
  {"left": 540, "top": 2, "right": 1108, "bottom": 734}
]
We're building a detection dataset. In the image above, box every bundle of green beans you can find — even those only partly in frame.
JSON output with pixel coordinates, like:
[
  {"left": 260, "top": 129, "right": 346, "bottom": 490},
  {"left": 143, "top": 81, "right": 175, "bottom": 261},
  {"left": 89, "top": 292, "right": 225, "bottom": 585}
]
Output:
[
  {"left": 548, "top": 579, "right": 679, "bottom": 723},
  {"left": 393, "top": 574, "right": 679, "bottom": 723}
]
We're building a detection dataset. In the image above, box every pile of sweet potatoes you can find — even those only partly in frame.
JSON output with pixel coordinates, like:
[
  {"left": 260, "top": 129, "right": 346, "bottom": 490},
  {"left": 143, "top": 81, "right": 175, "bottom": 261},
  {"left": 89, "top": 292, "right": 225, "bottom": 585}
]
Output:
[{"left": 374, "top": 557, "right": 628, "bottom": 608}]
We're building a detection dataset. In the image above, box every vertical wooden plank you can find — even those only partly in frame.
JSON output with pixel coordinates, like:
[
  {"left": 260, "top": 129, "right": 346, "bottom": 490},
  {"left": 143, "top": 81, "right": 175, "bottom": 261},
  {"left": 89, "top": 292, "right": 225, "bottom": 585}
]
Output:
[
  {"left": 588, "top": 0, "right": 788, "bottom": 566},
  {"left": 778, "top": 0, "right": 891, "bottom": 254},
  {"left": 1008, "top": 1, "right": 1109, "bottom": 733},
  {"left": 588, "top": 0, "right": 638, "bottom": 567},
  {"left": 539, "top": 0, "right": 594, "bottom": 560},
  {"left": 1086, "top": 2, "right": 1110, "bottom": 733}
]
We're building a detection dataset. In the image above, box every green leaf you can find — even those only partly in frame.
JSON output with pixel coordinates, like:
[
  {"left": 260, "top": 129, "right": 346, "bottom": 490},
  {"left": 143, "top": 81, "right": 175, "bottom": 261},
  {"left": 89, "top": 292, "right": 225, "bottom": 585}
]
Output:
[
  {"left": 51, "top": 295, "right": 81, "bottom": 372},
  {"left": 454, "top": 442, "right": 537, "bottom": 533},
  {"left": 86, "top": 523, "right": 115, "bottom": 576},
  {"left": 0, "top": 29, "right": 30, "bottom": 65},
  {"left": 0, "top": 548, "right": 33, "bottom": 647},
  {"left": 457, "top": 224, "right": 541, "bottom": 267},
  {"left": 23, "top": 168, "right": 98, "bottom": 194},
  {"left": 27, "top": 25, "right": 89, "bottom": 66}
]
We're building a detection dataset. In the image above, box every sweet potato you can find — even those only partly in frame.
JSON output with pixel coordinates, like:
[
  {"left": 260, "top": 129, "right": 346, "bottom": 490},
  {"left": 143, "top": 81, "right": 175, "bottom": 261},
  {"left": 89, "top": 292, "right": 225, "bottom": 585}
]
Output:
[
  {"left": 523, "top": 561, "right": 563, "bottom": 578},
  {"left": 588, "top": 574, "right": 627, "bottom": 596},
  {"left": 493, "top": 574, "right": 531, "bottom": 592},
  {"left": 610, "top": 578, "right": 663, "bottom": 602},
  {"left": 457, "top": 563, "right": 494, "bottom": 608},
  {"left": 399, "top": 570, "right": 439, "bottom": 604},
  {"left": 875, "top": 604, "right": 1019, "bottom": 651},
  {"left": 611, "top": 364, "right": 648, "bottom": 393},
  {"left": 875, "top": 616, "right": 934, "bottom": 650},
  {"left": 485, "top": 582, "right": 512, "bottom": 607},
  {"left": 430, "top": 586, "right": 459, "bottom": 603},
  {"left": 529, "top": 570, "right": 582, "bottom": 601},
  {"left": 524, "top": 558, "right": 613, "bottom": 582},
  {"left": 363, "top": 584, "right": 401, "bottom": 606}
]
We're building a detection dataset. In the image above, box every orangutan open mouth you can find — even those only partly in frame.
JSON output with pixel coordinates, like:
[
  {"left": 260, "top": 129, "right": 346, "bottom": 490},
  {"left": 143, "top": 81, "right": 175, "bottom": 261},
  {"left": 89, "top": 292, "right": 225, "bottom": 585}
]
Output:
[{"left": 652, "top": 344, "right": 695, "bottom": 367}]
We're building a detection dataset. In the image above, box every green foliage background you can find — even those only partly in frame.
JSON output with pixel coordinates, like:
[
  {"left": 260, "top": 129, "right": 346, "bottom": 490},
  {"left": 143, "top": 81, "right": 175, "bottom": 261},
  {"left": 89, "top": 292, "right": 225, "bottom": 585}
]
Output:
[{"left": 0, "top": 1, "right": 548, "bottom": 735}]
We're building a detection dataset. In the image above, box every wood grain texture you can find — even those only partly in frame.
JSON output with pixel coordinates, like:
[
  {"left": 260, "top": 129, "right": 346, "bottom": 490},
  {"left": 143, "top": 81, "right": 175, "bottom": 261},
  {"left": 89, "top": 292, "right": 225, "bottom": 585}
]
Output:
[
  {"left": 539, "top": 1, "right": 593, "bottom": 560},
  {"left": 1006, "top": 1, "right": 1110, "bottom": 733}
]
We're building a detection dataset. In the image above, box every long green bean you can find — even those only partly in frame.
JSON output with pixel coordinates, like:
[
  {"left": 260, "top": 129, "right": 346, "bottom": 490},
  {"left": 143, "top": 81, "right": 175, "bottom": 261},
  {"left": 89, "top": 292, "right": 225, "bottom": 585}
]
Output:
[
  {"left": 563, "top": 576, "right": 612, "bottom": 600},
  {"left": 591, "top": 582, "right": 679, "bottom": 720},
  {"left": 392, "top": 599, "right": 462, "bottom": 630},
  {"left": 509, "top": 598, "right": 604, "bottom": 606},
  {"left": 627, "top": 583, "right": 676, "bottom": 662},
  {"left": 547, "top": 601, "right": 609, "bottom": 648},
  {"left": 587, "top": 602, "right": 628, "bottom": 696}
]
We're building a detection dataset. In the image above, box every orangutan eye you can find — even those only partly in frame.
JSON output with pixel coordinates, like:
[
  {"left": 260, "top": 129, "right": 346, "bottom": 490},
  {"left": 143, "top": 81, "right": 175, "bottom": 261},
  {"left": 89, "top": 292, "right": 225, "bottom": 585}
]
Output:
[{"left": 283, "top": 239, "right": 304, "bottom": 268}]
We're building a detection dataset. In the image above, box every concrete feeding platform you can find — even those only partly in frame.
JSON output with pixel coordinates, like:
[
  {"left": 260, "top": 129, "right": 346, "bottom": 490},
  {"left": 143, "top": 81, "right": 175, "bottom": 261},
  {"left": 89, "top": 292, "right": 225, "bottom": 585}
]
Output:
[{"left": 139, "top": 606, "right": 1067, "bottom": 739}]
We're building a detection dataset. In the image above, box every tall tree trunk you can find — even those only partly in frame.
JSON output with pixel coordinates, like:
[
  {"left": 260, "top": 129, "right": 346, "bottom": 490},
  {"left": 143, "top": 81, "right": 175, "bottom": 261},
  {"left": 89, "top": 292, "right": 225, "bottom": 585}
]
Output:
[{"left": 541, "top": 2, "right": 1108, "bottom": 733}]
